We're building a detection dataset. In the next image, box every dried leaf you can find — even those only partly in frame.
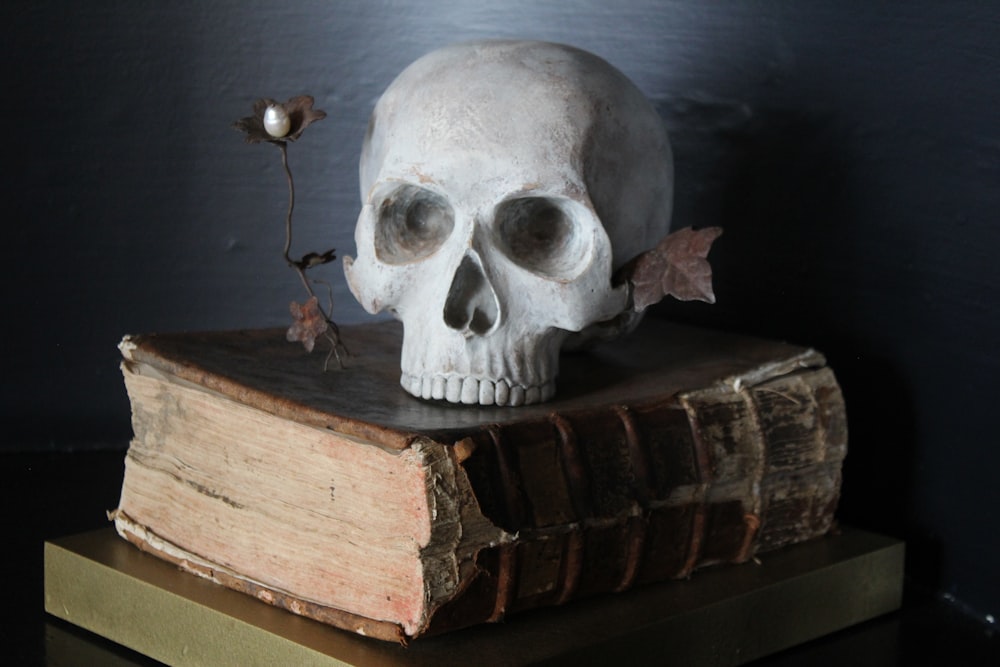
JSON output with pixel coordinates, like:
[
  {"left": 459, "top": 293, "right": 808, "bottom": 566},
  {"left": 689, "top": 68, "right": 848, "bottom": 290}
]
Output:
[
  {"left": 626, "top": 226, "right": 723, "bottom": 311},
  {"left": 295, "top": 248, "right": 337, "bottom": 270},
  {"left": 286, "top": 296, "right": 329, "bottom": 352}
]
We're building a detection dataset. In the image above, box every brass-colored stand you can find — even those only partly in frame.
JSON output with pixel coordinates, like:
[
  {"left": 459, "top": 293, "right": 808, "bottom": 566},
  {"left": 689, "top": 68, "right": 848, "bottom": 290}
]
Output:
[{"left": 45, "top": 527, "right": 902, "bottom": 666}]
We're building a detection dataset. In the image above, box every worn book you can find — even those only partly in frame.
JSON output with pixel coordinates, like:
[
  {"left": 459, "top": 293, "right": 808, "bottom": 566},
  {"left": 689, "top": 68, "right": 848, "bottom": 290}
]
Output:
[{"left": 112, "top": 318, "right": 846, "bottom": 644}]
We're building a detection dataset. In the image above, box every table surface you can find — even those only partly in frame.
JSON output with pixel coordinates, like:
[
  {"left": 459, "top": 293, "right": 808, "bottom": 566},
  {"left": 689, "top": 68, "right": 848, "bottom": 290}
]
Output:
[{"left": 6, "top": 449, "right": 999, "bottom": 666}]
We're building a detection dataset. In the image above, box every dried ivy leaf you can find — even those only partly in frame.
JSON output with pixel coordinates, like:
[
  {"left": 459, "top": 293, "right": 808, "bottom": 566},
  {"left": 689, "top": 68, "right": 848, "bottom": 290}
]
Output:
[
  {"left": 626, "top": 226, "right": 723, "bottom": 311},
  {"left": 286, "top": 296, "right": 329, "bottom": 353}
]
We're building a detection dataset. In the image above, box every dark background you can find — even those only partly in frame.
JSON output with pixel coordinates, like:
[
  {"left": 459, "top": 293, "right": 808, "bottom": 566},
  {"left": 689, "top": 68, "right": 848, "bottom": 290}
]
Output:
[{"left": 4, "top": 0, "right": 998, "bottom": 631}]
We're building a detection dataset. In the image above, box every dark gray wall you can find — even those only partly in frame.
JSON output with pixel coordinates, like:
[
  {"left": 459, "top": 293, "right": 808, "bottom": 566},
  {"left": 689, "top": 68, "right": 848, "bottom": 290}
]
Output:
[{"left": 4, "top": 1, "right": 998, "bottom": 622}]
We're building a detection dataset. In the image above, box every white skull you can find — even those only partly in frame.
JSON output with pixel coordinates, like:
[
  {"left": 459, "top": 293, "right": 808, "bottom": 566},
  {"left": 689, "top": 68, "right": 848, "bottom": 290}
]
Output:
[{"left": 344, "top": 40, "right": 672, "bottom": 406}]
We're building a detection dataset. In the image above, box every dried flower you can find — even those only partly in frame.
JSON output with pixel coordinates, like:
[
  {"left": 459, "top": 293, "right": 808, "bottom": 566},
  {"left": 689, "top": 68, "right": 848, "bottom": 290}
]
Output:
[
  {"left": 234, "top": 93, "right": 346, "bottom": 367},
  {"left": 286, "top": 296, "right": 329, "bottom": 353},
  {"left": 234, "top": 96, "right": 327, "bottom": 144}
]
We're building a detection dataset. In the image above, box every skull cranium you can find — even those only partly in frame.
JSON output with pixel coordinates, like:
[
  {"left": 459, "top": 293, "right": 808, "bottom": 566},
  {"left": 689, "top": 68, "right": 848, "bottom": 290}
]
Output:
[{"left": 344, "top": 40, "right": 672, "bottom": 406}]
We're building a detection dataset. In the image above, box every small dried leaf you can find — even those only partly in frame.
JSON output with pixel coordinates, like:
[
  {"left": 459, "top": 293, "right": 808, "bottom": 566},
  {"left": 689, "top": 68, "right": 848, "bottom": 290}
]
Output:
[
  {"left": 295, "top": 248, "right": 337, "bottom": 270},
  {"left": 286, "top": 296, "right": 329, "bottom": 352},
  {"left": 626, "top": 226, "right": 723, "bottom": 311}
]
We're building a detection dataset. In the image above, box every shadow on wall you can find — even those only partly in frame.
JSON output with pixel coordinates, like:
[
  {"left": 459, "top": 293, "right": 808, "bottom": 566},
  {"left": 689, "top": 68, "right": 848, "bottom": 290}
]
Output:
[
  {"left": 655, "top": 97, "right": 856, "bottom": 339},
  {"left": 651, "top": 99, "right": 926, "bottom": 586}
]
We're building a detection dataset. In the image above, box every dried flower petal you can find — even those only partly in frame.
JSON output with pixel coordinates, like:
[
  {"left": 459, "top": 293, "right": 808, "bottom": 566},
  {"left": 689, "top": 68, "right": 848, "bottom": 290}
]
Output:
[
  {"left": 234, "top": 95, "right": 326, "bottom": 145},
  {"left": 286, "top": 296, "right": 329, "bottom": 352}
]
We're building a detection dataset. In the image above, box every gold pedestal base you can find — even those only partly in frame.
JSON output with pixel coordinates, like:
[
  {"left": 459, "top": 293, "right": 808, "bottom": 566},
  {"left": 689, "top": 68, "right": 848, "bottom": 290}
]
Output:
[{"left": 45, "top": 527, "right": 903, "bottom": 666}]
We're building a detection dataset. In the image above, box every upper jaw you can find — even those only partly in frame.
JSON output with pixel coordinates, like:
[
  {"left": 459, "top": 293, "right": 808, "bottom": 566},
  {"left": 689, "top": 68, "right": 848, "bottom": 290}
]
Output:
[{"left": 400, "top": 372, "right": 555, "bottom": 406}]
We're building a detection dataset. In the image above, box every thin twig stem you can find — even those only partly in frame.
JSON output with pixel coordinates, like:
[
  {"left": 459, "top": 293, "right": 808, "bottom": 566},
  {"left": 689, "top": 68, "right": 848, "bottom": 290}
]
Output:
[
  {"left": 277, "top": 142, "right": 316, "bottom": 299},
  {"left": 278, "top": 142, "right": 294, "bottom": 263},
  {"left": 275, "top": 140, "right": 346, "bottom": 368}
]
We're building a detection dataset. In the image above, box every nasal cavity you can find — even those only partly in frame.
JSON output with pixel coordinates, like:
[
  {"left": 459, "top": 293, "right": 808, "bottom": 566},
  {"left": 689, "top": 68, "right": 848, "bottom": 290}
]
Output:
[{"left": 443, "top": 254, "right": 499, "bottom": 335}]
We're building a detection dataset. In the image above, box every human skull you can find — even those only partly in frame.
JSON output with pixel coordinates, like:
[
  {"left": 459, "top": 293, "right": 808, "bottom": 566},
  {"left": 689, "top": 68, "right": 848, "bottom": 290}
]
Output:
[{"left": 344, "top": 40, "right": 672, "bottom": 406}]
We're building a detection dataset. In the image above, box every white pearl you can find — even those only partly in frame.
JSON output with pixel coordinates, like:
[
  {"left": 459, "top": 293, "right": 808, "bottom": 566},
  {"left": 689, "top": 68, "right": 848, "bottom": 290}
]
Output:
[{"left": 263, "top": 105, "right": 291, "bottom": 138}]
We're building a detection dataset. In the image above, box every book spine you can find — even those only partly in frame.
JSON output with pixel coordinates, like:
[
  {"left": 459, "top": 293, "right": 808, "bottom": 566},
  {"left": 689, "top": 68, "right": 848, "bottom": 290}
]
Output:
[{"left": 428, "top": 366, "right": 846, "bottom": 632}]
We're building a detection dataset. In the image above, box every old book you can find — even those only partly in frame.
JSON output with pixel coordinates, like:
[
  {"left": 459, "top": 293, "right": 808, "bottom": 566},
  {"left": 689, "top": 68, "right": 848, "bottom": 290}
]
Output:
[{"left": 112, "top": 318, "right": 847, "bottom": 644}]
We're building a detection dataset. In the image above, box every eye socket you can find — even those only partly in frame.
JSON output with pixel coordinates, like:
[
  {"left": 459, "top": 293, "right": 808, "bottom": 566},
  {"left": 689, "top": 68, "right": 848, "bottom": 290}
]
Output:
[
  {"left": 374, "top": 185, "right": 454, "bottom": 264},
  {"left": 494, "top": 197, "right": 589, "bottom": 278}
]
